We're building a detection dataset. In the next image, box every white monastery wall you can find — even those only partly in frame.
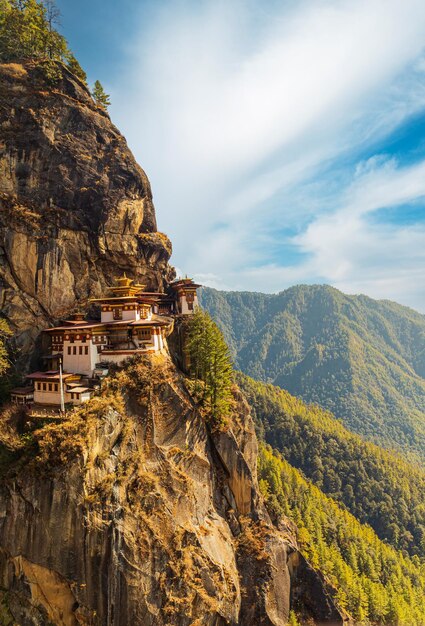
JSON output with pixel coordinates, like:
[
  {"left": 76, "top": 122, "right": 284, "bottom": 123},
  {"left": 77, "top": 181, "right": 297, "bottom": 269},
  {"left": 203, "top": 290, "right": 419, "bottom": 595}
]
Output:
[
  {"left": 122, "top": 309, "right": 139, "bottom": 321},
  {"left": 101, "top": 311, "right": 114, "bottom": 322},
  {"left": 63, "top": 339, "right": 99, "bottom": 376}
]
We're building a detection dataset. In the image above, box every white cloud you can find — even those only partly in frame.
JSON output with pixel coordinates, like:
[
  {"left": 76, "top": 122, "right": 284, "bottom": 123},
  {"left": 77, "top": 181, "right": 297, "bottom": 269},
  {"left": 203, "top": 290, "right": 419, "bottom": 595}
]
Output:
[
  {"left": 292, "top": 158, "right": 425, "bottom": 308},
  {"left": 110, "top": 0, "right": 425, "bottom": 311}
]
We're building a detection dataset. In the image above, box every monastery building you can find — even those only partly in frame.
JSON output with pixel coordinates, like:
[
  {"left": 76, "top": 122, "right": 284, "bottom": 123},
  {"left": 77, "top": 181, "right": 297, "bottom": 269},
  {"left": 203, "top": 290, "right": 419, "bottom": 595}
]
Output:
[{"left": 11, "top": 276, "right": 200, "bottom": 408}]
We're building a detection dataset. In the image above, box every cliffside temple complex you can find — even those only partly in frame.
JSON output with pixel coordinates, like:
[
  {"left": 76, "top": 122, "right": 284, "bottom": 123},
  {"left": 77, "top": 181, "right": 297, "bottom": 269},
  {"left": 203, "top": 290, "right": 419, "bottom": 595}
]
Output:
[{"left": 10, "top": 275, "right": 200, "bottom": 408}]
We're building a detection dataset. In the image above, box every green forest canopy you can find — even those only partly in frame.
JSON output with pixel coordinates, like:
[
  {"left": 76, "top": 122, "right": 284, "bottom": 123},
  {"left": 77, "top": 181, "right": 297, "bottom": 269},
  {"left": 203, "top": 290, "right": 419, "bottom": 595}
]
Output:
[
  {"left": 0, "top": 0, "right": 86, "bottom": 80},
  {"left": 239, "top": 372, "right": 425, "bottom": 558},
  {"left": 259, "top": 444, "right": 425, "bottom": 626}
]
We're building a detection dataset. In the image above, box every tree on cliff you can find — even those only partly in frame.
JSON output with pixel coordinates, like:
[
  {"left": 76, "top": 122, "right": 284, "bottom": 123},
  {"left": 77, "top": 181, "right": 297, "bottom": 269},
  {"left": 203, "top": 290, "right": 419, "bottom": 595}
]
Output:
[
  {"left": 0, "top": 0, "right": 87, "bottom": 84},
  {"left": 92, "top": 80, "right": 111, "bottom": 109},
  {"left": 186, "top": 309, "right": 233, "bottom": 427},
  {"left": 0, "top": 319, "right": 12, "bottom": 376},
  {"left": 0, "top": 319, "right": 13, "bottom": 403},
  {"left": 0, "top": 320, "right": 11, "bottom": 377},
  {"left": 66, "top": 52, "right": 87, "bottom": 83}
]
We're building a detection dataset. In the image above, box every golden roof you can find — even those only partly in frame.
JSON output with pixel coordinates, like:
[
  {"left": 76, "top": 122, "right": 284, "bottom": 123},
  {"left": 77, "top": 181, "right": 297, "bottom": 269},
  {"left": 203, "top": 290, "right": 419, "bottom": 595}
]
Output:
[
  {"left": 89, "top": 273, "right": 146, "bottom": 301},
  {"left": 116, "top": 272, "right": 133, "bottom": 287}
]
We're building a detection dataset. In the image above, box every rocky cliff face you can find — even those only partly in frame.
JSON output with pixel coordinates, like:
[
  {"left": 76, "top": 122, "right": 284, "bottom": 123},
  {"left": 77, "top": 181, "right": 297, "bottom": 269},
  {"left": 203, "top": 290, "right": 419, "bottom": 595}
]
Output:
[
  {"left": 0, "top": 62, "right": 345, "bottom": 625},
  {"left": 0, "top": 61, "right": 174, "bottom": 367},
  {"left": 0, "top": 355, "right": 343, "bottom": 625}
]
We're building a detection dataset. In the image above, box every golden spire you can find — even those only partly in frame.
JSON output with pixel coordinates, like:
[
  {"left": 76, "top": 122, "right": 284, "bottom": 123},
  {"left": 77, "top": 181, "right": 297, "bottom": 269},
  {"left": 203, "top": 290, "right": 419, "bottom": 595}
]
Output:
[{"left": 116, "top": 272, "right": 133, "bottom": 288}]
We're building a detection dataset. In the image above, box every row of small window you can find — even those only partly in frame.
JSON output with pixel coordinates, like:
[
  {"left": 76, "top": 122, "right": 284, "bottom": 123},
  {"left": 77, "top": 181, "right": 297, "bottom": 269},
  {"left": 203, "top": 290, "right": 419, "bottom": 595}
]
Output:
[
  {"left": 93, "top": 335, "right": 107, "bottom": 343},
  {"left": 111, "top": 309, "right": 149, "bottom": 320},
  {"left": 67, "top": 346, "right": 89, "bottom": 355},
  {"left": 51, "top": 336, "right": 63, "bottom": 343},
  {"left": 137, "top": 329, "right": 152, "bottom": 339},
  {"left": 36, "top": 382, "right": 59, "bottom": 392}
]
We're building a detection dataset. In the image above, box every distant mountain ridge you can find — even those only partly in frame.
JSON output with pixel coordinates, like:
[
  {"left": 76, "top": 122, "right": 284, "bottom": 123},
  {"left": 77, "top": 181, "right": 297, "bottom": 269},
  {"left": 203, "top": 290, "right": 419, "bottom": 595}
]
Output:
[{"left": 200, "top": 284, "right": 425, "bottom": 461}]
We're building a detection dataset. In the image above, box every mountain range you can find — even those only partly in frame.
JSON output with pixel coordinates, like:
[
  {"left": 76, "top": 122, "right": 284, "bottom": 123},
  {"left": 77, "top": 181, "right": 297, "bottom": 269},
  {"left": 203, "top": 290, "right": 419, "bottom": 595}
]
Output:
[{"left": 200, "top": 284, "right": 425, "bottom": 462}]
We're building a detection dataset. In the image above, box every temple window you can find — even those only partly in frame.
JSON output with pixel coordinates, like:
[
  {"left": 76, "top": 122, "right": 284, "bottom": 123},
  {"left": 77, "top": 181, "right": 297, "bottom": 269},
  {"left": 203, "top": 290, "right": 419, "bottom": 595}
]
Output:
[
  {"left": 48, "top": 383, "right": 52, "bottom": 391},
  {"left": 138, "top": 329, "right": 151, "bottom": 340},
  {"left": 42, "top": 383, "right": 46, "bottom": 391},
  {"left": 68, "top": 347, "right": 71, "bottom": 355},
  {"left": 73, "top": 346, "right": 77, "bottom": 355},
  {"left": 113, "top": 308, "right": 122, "bottom": 320}
]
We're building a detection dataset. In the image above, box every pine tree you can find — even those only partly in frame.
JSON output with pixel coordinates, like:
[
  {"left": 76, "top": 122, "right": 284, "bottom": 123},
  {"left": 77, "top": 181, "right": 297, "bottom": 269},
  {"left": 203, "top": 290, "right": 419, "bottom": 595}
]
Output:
[
  {"left": 66, "top": 52, "right": 87, "bottom": 84},
  {"left": 0, "top": 319, "right": 11, "bottom": 377},
  {"left": 92, "top": 80, "right": 111, "bottom": 109},
  {"left": 186, "top": 308, "right": 233, "bottom": 428},
  {"left": 287, "top": 610, "right": 300, "bottom": 626}
]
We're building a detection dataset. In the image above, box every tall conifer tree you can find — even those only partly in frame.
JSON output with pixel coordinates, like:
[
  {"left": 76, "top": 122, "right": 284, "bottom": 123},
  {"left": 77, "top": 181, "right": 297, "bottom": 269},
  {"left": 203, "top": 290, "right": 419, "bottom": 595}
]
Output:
[
  {"left": 92, "top": 80, "right": 111, "bottom": 109},
  {"left": 186, "top": 309, "right": 233, "bottom": 427}
]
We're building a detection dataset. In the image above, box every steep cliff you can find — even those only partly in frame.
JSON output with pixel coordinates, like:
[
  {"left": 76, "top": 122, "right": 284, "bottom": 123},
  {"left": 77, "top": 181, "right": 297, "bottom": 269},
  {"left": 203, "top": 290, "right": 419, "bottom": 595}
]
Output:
[
  {"left": 0, "top": 60, "right": 345, "bottom": 625},
  {"left": 0, "top": 355, "right": 343, "bottom": 625},
  {"left": 0, "top": 61, "right": 174, "bottom": 367}
]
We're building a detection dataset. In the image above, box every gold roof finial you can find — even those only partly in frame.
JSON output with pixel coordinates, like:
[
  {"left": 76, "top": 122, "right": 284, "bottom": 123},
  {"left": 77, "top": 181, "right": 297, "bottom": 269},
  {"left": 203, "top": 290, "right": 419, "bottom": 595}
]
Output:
[{"left": 117, "top": 272, "right": 133, "bottom": 288}]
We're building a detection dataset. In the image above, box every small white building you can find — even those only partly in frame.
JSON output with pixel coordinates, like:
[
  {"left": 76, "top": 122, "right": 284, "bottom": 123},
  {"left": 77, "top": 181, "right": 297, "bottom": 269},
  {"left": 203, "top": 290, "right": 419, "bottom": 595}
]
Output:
[
  {"left": 10, "top": 386, "right": 34, "bottom": 406},
  {"left": 26, "top": 371, "right": 92, "bottom": 406},
  {"left": 169, "top": 278, "right": 200, "bottom": 315}
]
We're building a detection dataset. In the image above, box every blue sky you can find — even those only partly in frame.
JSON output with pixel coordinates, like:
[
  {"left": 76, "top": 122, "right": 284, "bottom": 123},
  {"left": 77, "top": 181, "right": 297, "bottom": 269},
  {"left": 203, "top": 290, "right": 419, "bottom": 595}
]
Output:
[{"left": 57, "top": 0, "right": 425, "bottom": 311}]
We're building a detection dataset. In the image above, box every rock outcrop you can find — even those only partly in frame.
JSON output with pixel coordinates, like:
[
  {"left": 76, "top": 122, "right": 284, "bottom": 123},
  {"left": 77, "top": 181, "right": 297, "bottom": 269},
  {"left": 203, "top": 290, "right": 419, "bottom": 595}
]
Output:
[
  {"left": 0, "top": 355, "right": 343, "bottom": 625},
  {"left": 0, "top": 61, "right": 174, "bottom": 368}
]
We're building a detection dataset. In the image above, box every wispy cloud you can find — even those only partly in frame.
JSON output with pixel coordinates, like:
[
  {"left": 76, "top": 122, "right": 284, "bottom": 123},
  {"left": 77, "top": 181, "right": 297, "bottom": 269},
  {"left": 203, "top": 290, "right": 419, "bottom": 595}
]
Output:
[
  {"left": 110, "top": 0, "right": 425, "bottom": 310},
  {"left": 293, "top": 157, "right": 425, "bottom": 309}
]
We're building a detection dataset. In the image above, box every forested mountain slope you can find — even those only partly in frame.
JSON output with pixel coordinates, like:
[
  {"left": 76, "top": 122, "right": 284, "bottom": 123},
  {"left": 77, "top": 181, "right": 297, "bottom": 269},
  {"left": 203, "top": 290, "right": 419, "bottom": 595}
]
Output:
[
  {"left": 259, "top": 445, "right": 425, "bottom": 626},
  {"left": 239, "top": 373, "right": 425, "bottom": 557},
  {"left": 200, "top": 285, "right": 425, "bottom": 460}
]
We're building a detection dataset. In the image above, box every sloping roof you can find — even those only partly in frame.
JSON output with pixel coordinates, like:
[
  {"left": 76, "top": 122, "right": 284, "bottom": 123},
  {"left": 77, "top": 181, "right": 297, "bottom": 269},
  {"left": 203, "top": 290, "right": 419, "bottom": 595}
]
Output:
[
  {"left": 170, "top": 279, "right": 201, "bottom": 289},
  {"left": 89, "top": 296, "right": 141, "bottom": 303},
  {"left": 45, "top": 316, "right": 171, "bottom": 333},
  {"left": 26, "top": 371, "right": 78, "bottom": 381},
  {"left": 45, "top": 321, "right": 105, "bottom": 332},
  {"left": 10, "top": 386, "right": 34, "bottom": 395}
]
